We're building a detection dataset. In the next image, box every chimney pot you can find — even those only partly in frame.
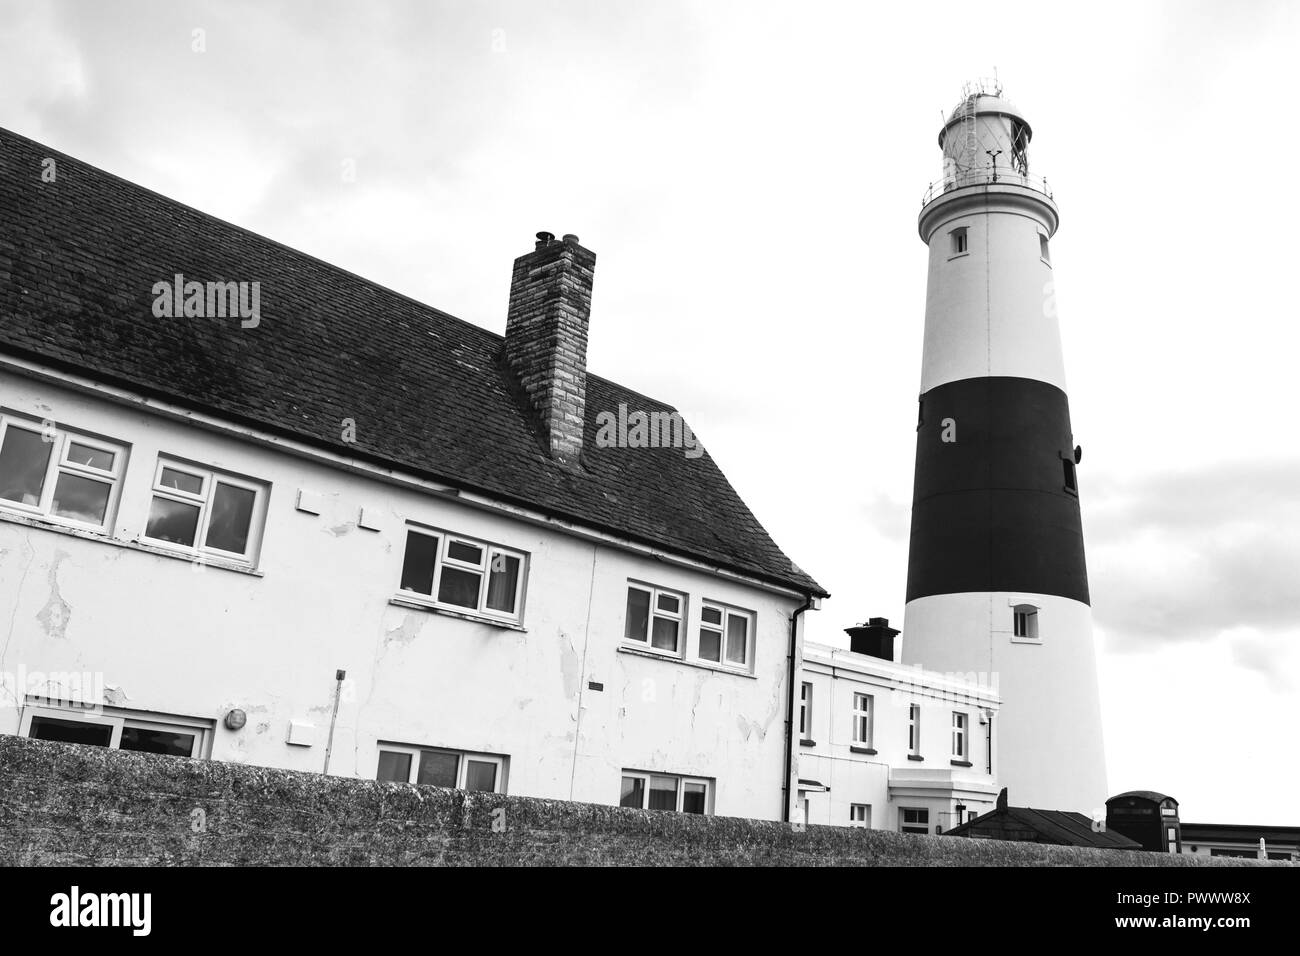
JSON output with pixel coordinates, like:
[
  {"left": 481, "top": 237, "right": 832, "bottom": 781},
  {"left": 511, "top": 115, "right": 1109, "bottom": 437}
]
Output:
[
  {"left": 535, "top": 231, "right": 555, "bottom": 248},
  {"left": 845, "top": 616, "right": 901, "bottom": 661},
  {"left": 562, "top": 233, "right": 579, "bottom": 244}
]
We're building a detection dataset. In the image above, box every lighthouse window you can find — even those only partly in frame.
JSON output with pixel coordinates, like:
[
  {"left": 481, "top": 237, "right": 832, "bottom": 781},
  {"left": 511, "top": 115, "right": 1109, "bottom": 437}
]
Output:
[
  {"left": 1039, "top": 234, "right": 1051, "bottom": 263},
  {"left": 1013, "top": 605, "right": 1039, "bottom": 640},
  {"left": 1062, "top": 457, "right": 1077, "bottom": 494},
  {"left": 950, "top": 227, "right": 968, "bottom": 255}
]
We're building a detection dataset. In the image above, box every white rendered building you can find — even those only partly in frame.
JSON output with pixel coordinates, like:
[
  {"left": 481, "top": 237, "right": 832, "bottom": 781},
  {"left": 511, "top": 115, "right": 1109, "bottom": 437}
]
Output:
[
  {"left": 798, "top": 620, "right": 1000, "bottom": 833},
  {"left": 0, "top": 128, "right": 826, "bottom": 822}
]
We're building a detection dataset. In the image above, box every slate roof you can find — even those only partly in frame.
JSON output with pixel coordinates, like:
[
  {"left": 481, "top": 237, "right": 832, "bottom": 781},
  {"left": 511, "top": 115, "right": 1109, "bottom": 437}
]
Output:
[
  {"left": 0, "top": 128, "right": 825, "bottom": 597},
  {"left": 947, "top": 806, "right": 1143, "bottom": 850}
]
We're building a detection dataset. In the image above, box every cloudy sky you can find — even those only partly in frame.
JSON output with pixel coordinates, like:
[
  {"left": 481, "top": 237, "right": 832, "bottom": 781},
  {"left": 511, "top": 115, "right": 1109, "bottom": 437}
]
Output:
[{"left": 3, "top": 0, "right": 1297, "bottom": 824}]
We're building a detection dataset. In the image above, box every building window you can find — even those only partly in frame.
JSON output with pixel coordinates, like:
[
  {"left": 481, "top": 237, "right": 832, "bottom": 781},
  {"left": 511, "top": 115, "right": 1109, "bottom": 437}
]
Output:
[
  {"left": 1062, "top": 457, "right": 1077, "bottom": 494},
  {"left": 698, "top": 601, "right": 754, "bottom": 668},
  {"left": 143, "top": 458, "right": 266, "bottom": 564},
  {"left": 619, "top": 771, "right": 711, "bottom": 815},
  {"left": 952, "top": 712, "right": 967, "bottom": 758},
  {"left": 850, "top": 804, "right": 872, "bottom": 828},
  {"left": 21, "top": 702, "right": 213, "bottom": 758},
  {"left": 623, "top": 582, "right": 686, "bottom": 654},
  {"left": 908, "top": 703, "right": 921, "bottom": 754},
  {"left": 852, "top": 693, "right": 874, "bottom": 747},
  {"left": 1013, "top": 604, "right": 1039, "bottom": 640},
  {"left": 900, "top": 807, "right": 930, "bottom": 835},
  {"left": 799, "top": 682, "right": 813, "bottom": 740},
  {"left": 1039, "top": 234, "right": 1051, "bottom": 262},
  {"left": 376, "top": 744, "right": 506, "bottom": 793},
  {"left": 0, "top": 416, "right": 127, "bottom": 532},
  {"left": 399, "top": 527, "right": 526, "bottom": 622},
  {"left": 950, "top": 227, "right": 968, "bottom": 255}
]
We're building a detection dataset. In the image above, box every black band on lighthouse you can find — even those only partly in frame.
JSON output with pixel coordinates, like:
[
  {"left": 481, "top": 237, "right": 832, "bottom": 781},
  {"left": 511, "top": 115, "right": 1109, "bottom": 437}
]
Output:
[{"left": 906, "top": 376, "right": 1090, "bottom": 604}]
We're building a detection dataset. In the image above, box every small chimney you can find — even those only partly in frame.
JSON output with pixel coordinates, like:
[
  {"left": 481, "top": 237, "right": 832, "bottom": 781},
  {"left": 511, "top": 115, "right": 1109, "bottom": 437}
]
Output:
[
  {"left": 844, "top": 617, "right": 900, "bottom": 661},
  {"left": 504, "top": 231, "right": 596, "bottom": 463}
]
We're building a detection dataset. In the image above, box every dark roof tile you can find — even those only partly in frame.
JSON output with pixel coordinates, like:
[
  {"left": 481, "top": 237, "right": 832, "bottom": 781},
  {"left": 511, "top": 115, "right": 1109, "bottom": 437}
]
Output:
[{"left": 0, "top": 128, "right": 824, "bottom": 596}]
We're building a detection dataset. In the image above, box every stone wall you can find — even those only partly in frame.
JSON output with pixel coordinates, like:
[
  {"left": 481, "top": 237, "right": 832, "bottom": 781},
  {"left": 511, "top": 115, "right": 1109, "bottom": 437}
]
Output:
[{"left": 0, "top": 735, "right": 1265, "bottom": 867}]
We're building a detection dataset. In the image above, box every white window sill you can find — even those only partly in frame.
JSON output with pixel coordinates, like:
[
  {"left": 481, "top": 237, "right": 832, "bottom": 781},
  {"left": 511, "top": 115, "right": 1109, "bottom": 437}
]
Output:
[
  {"left": 617, "top": 643, "right": 757, "bottom": 679},
  {"left": 388, "top": 596, "right": 527, "bottom": 632},
  {"left": 947, "top": 252, "right": 970, "bottom": 262},
  {"left": 1040, "top": 257, "right": 1052, "bottom": 267},
  {"left": 0, "top": 509, "right": 264, "bottom": 576},
  {"left": 1010, "top": 635, "right": 1042, "bottom": 645}
]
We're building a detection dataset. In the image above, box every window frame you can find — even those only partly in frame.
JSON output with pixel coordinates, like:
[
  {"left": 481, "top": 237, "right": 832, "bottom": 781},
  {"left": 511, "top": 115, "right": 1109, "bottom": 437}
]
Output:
[
  {"left": 799, "top": 681, "right": 813, "bottom": 741},
  {"left": 949, "top": 226, "right": 969, "bottom": 257},
  {"left": 1011, "top": 602, "right": 1041, "bottom": 642},
  {"left": 19, "top": 700, "right": 213, "bottom": 758},
  {"left": 1061, "top": 455, "right": 1078, "bottom": 495},
  {"left": 619, "top": 770, "right": 712, "bottom": 815},
  {"left": 0, "top": 415, "right": 128, "bottom": 533},
  {"left": 908, "top": 702, "right": 921, "bottom": 755},
  {"left": 852, "top": 692, "right": 874, "bottom": 747},
  {"left": 623, "top": 581, "right": 686, "bottom": 657},
  {"left": 375, "top": 742, "right": 508, "bottom": 793},
  {"left": 142, "top": 456, "right": 267, "bottom": 565},
  {"left": 697, "top": 599, "right": 755, "bottom": 670},
  {"left": 900, "top": 807, "right": 930, "bottom": 835},
  {"left": 952, "top": 711, "right": 967, "bottom": 758},
  {"left": 397, "top": 525, "right": 528, "bottom": 624},
  {"left": 850, "top": 803, "right": 871, "bottom": 828}
]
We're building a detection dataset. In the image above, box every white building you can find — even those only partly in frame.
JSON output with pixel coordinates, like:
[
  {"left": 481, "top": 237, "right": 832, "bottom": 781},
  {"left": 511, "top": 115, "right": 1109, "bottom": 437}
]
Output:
[
  {"left": 0, "top": 128, "right": 826, "bottom": 822},
  {"left": 797, "top": 620, "right": 1000, "bottom": 833}
]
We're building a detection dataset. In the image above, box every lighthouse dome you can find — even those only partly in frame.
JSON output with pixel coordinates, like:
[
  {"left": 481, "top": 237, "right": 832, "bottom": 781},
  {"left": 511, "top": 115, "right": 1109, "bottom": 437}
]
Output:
[{"left": 936, "top": 84, "right": 1035, "bottom": 186}]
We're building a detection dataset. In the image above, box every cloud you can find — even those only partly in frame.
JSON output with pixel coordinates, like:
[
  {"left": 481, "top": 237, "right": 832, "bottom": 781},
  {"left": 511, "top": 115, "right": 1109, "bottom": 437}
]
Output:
[{"left": 1087, "top": 460, "right": 1300, "bottom": 652}]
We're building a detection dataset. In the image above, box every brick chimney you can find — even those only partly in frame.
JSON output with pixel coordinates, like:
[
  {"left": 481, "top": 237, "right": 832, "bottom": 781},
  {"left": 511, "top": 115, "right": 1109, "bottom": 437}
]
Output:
[{"left": 504, "top": 231, "right": 596, "bottom": 464}]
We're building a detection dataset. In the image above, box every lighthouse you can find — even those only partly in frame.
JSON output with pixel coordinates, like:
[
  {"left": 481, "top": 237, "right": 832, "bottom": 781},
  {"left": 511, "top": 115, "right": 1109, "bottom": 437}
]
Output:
[{"left": 901, "top": 81, "right": 1108, "bottom": 812}]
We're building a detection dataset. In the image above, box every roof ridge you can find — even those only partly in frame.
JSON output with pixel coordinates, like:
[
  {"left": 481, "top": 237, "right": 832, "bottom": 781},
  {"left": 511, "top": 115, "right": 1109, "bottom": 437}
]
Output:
[{"left": 1, "top": 124, "right": 697, "bottom": 420}]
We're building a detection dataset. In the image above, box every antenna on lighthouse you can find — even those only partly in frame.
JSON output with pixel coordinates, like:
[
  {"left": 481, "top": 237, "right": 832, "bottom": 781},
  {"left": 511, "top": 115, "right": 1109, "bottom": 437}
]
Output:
[{"left": 986, "top": 148, "right": 1002, "bottom": 183}]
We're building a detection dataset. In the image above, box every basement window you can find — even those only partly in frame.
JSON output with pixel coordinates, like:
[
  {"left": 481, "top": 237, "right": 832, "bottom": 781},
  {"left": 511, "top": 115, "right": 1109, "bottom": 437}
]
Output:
[
  {"left": 900, "top": 807, "right": 930, "bottom": 835},
  {"left": 697, "top": 601, "right": 754, "bottom": 669},
  {"left": 950, "top": 227, "right": 969, "bottom": 256},
  {"left": 398, "top": 526, "right": 527, "bottom": 622},
  {"left": 376, "top": 743, "right": 506, "bottom": 793},
  {"left": 619, "top": 770, "right": 712, "bottom": 815},
  {"left": 624, "top": 582, "right": 685, "bottom": 656},
  {"left": 20, "top": 701, "right": 214, "bottom": 758},
  {"left": 0, "top": 415, "right": 127, "bottom": 533},
  {"left": 143, "top": 457, "right": 267, "bottom": 566}
]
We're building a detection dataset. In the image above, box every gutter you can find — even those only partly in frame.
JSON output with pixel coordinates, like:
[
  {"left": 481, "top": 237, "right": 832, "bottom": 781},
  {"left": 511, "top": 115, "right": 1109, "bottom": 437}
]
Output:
[{"left": 783, "top": 593, "right": 816, "bottom": 823}]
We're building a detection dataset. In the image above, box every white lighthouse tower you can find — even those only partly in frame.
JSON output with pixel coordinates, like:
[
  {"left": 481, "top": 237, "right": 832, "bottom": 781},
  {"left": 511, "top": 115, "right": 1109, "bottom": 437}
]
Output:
[{"left": 901, "top": 81, "right": 1108, "bottom": 812}]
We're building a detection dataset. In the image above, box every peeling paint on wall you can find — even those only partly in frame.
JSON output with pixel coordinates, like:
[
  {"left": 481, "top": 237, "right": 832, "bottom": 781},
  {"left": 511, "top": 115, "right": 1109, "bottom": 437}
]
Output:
[
  {"left": 383, "top": 612, "right": 425, "bottom": 647},
  {"left": 35, "top": 550, "right": 72, "bottom": 639}
]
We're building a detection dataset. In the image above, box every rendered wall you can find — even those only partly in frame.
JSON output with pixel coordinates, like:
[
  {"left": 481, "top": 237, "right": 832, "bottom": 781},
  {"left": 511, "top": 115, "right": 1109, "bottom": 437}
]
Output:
[{"left": 0, "top": 371, "right": 804, "bottom": 821}]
